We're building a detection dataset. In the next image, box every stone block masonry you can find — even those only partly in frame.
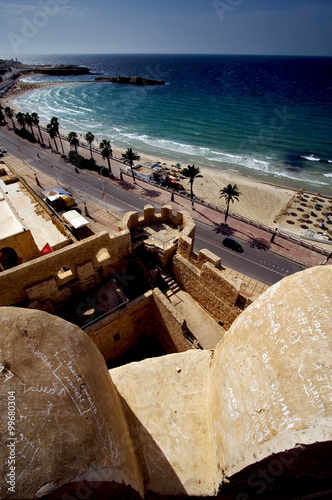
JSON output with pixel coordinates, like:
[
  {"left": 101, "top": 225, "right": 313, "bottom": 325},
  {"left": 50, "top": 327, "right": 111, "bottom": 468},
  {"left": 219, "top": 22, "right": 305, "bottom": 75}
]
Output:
[
  {"left": 85, "top": 289, "right": 193, "bottom": 364},
  {"left": 172, "top": 254, "right": 243, "bottom": 330},
  {"left": 0, "top": 231, "right": 132, "bottom": 307}
]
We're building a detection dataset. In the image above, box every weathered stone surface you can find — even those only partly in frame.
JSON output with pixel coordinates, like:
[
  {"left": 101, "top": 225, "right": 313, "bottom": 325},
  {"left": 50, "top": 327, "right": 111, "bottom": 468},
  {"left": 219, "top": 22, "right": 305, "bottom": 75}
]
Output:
[
  {"left": 0, "top": 265, "right": 331, "bottom": 499},
  {"left": 209, "top": 265, "right": 332, "bottom": 489},
  {"left": 110, "top": 350, "right": 215, "bottom": 497},
  {"left": 76, "top": 260, "right": 98, "bottom": 291},
  {"left": 0, "top": 308, "right": 142, "bottom": 499}
]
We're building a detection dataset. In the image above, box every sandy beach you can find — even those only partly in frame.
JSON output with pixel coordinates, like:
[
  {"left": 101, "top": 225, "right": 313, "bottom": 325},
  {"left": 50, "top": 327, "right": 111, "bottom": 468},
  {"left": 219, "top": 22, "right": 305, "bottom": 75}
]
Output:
[{"left": 1, "top": 78, "right": 331, "bottom": 239}]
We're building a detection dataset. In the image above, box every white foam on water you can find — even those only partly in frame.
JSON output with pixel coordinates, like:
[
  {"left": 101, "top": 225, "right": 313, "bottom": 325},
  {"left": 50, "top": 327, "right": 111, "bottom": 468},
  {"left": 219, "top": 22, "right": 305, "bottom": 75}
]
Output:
[
  {"left": 301, "top": 154, "right": 320, "bottom": 162},
  {"left": 12, "top": 81, "right": 331, "bottom": 193}
]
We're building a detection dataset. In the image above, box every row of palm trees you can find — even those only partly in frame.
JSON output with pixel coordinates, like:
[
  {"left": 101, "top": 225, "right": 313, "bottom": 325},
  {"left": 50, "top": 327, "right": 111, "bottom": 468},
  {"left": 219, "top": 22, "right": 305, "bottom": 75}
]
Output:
[
  {"left": 3, "top": 106, "right": 44, "bottom": 144},
  {"left": 2, "top": 104, "right": 142, "bottom": 178},
  {"left": 1, "top": 105, "right": 241, "bottom": 222},
  {"left": 66, "top": 130, "right": 140, "bottom": 180}
]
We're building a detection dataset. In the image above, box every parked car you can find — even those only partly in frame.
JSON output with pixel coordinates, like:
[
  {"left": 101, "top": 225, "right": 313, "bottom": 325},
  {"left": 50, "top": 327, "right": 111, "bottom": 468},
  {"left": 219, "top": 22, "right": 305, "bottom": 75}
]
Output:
[{"left": 222, "top": 237, "right": 244, "bottom": 253}]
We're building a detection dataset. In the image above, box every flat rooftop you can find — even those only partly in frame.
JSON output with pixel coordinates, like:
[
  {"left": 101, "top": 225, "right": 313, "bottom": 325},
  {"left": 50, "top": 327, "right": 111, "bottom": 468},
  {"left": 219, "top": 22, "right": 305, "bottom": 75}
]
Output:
[
  {"left": 0, "top": 195, "right": 25, "bottom": 240},
  {"left": 0, "top": 166, "right": 68, "bottom": 250}
]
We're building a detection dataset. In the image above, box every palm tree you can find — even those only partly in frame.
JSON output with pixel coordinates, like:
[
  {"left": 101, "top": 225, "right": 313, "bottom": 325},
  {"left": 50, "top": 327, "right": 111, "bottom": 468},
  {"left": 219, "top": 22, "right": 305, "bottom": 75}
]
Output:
[
  {"left": 68, "top": 131, "right": 79, "bottom": 153},
  {"left": 24, "top": 113, "right": 35, "bottom": 140},
  {"left": 99, "top": 139, "right": 113, "bottom": 174},
  {"left": 47, "top": 122, "right": 58, "bottom": 151},
  {"left": 121, "top": 148, "right": 140, "bottom": 183},
  {"left": 181, "top": 164, "right": 203, "bottom": 200},
  {"left": 5, "top": 107, "right": 15, "bottom": 129},
  {"left": 219, "top": 184, "right": 241, "bottom": 224},
  {"left": 31, "top": 112, "right": 43, "bottom": 143},
  {"left": 85, "top": 131, "right": 95, "bottom": 159},
  {"left": 51, "top": 117, "right": 64, "bottom": 155},
  {"left": 15, "top": 112, "right": 26, "bottom": 130}
]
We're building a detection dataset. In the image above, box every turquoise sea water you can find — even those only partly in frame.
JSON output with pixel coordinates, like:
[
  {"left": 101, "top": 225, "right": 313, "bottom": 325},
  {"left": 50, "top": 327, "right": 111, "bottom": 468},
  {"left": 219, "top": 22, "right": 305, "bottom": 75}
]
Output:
[{"left": 15, "top": 54, "right": 332, "bottom": 194}]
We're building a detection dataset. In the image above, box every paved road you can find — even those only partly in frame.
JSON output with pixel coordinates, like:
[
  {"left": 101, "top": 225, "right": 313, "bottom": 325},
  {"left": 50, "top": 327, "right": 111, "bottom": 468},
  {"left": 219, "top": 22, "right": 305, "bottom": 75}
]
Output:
[{"left": 0, "top": 127, "right": 307, "bottom": 285}]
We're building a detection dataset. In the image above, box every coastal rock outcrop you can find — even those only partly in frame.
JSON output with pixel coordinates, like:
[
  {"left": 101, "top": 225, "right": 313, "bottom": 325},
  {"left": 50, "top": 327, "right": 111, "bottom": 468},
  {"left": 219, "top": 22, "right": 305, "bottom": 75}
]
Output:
[
  {"left": 95, "top": 76, "right": 165, "bottom": 85},
  {"left": 37, "top": 65, "right": 91, "bottom": 75}
]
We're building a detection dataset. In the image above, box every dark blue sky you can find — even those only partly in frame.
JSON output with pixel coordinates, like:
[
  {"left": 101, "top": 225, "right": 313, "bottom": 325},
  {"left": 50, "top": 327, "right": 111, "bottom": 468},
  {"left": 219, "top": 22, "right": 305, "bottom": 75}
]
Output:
[{"left": 0, "top": 0, "right": 331, "bottom": 57}]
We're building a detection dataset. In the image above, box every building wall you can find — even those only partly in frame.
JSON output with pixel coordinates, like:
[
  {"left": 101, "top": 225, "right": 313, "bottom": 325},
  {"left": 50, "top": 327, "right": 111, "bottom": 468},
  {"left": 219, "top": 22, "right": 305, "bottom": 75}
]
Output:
[
  {"left": 86, "top": 292, "right": 156, "bottom": 362},
  {"left": 152, "top": 288, "right": 193, "bottom": 353},
  {"left": 0, "top": 229, "right": 40, "bottom": 266},
  {"left": 0, "top": 230, "right": 132, "bottom": 307},
  {"left": 172, "top": 253, "right": 242, "bottom": 330},
  {"left": 85, "top": 289, "right": 193, "bottom": 364}
]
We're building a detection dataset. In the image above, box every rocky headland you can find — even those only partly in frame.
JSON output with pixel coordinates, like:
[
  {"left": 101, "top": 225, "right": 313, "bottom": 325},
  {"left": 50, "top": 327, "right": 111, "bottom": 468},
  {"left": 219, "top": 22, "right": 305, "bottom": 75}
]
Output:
[{"left": 95, "top": 76, "right": 165, "bottom": 85}]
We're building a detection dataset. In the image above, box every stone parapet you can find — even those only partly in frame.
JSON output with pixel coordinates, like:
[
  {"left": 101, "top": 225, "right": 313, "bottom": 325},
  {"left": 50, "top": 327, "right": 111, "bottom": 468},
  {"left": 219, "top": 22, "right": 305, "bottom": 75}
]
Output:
[
  {"left": 119, "top": 205, "right": 194, "bottom": 236},
  {"left": 172, "top": 254, "right": 241, "bottom": 329},
  {"left": 0, "top": 230, "right": 132, "bottom": 307}
]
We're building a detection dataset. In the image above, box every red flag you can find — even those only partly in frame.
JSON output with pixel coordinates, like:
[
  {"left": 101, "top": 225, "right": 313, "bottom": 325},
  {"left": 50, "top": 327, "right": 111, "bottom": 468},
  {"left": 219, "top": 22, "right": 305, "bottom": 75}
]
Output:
[
  {"left": 40, "top": 243, "right": 52, "bottom": 255},
  {"left": 17, "top": 146, "right": 21, "bottom": 152},
  {"left": 101, "top": 192, "right": 105, "bottom": 199},
  {"left": 50, "top": 165, "right": 54, "bottom": 168}
]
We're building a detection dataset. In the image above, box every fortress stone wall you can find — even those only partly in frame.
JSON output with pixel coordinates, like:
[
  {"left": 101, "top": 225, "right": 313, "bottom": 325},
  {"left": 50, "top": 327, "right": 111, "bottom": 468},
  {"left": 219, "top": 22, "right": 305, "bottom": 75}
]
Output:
[
  {"left": 0, "top": 230, "right": 132, "bottom": 308},
  {"left": 85, "top": 289, "right": 192, "bottom": 364},
  {"left": 0, "top": 229, "right": 40, "bottom": 267},
  {"left": 0, "top": 205, "right": 255, "bottom": 367},
  {"left": 0, "top": 265, "right": 330, "bottom": 499}
]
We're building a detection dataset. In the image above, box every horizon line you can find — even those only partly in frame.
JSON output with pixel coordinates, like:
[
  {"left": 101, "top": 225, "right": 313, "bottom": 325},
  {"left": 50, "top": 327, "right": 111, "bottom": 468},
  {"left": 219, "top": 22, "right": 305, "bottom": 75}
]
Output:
[{"left": 3, "top": 52, "right": 332, "bottom": 59}]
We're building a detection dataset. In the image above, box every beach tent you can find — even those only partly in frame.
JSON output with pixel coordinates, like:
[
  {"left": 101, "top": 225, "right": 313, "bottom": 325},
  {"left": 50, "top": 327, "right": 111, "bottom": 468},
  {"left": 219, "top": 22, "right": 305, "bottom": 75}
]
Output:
[
  {"left": 44, "top": 193, "right": 76, "bottom": 209},
  {"left": 42, "top": 187, "right": 72, "bottom": 197},
  {"left": 62, "top": 210, "right": 89, "bottom": 229}
]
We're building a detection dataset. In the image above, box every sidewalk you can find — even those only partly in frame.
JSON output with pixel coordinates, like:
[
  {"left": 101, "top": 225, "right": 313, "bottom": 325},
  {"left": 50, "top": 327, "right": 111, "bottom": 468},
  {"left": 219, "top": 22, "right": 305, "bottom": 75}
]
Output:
[
  {"left": 2, "top": 122, "right": 330, "bottom": 269},
  {"left": 104, "top": 157, "right": 329, "bottom": 268}
]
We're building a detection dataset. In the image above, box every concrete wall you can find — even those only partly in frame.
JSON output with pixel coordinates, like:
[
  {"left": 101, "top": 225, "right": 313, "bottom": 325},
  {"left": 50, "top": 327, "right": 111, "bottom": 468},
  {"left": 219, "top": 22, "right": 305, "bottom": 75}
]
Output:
[
  {"left": 0, "top": 230, "right": 132, "bottom": 307},
  {"left": 0, "top": 306, "right": 143, "bottom": 500}
]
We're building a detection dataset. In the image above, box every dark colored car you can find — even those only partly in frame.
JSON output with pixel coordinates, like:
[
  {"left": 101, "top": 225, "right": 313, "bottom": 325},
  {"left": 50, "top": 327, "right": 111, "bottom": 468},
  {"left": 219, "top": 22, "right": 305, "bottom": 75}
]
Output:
[{"left": 222, "top": 237, "right": 244, "bottom": 253}]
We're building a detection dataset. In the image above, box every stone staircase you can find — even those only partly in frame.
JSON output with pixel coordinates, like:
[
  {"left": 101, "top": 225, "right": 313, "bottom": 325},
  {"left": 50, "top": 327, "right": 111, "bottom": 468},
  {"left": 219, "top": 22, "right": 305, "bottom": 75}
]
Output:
[{"left": 160, "top": 272, "right": 181, "bottom": 298}]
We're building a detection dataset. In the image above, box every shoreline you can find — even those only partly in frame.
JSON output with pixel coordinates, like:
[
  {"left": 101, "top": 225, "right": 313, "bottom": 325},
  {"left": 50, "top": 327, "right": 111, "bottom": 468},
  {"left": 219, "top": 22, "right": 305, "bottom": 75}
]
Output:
[{"left": 1, "top": 78, "right": 331, "bottom": 237}]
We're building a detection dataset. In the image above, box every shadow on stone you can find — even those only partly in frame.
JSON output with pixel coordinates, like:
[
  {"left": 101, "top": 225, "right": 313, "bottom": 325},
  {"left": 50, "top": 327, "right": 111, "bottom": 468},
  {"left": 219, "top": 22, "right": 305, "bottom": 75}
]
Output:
[{"left": 116, "top": 393, "right": 188, "bottom": 499}]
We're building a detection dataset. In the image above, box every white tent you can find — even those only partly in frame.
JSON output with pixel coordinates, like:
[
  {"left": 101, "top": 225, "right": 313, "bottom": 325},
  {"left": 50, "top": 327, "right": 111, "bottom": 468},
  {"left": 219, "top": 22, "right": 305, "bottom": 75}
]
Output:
[{"left": 62, "top": 210, "right": 89, "bottom": 229}]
